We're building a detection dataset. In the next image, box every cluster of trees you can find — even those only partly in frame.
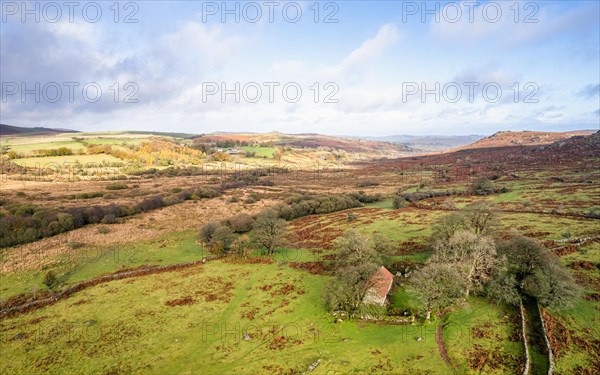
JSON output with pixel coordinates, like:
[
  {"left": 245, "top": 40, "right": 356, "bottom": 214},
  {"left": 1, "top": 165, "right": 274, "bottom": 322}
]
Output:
[
  {"left": 489, "top": 236, "right": 580, "bottom": 309},
  {"left": 0, "top": 209, "right": 78, "bottom": 248},
  {"left": 32, "top": 147, "right": 74, "bottom": 157},
  {"left": 0, "top": 187, "right": 221, "bottom": 248},
  {"left": 324, "top": 230, "right": 395, "bottom": 317},
  {"left": 197, "top": 191, "right": 373, "bottom": 257},
  {"left": 213, "top": 140, "right": 250, "bottom": 148},
  {"left": 6, "top": 147, "right": 77, "bottom": 159},
  {"left": 198, "top": 209, "right": 287, "bottom": 256},
  {"left": 86, "top": 139, "right": 204, "bottom": 166},
  {"left": 86, "top": 144, "right": 137, "bottom": 161},
  {"left": 408, "top": 204, "right": 579, "bottom": 320},
  {"left": 273, "top": 193, "right": 364, "bottom": 221}
]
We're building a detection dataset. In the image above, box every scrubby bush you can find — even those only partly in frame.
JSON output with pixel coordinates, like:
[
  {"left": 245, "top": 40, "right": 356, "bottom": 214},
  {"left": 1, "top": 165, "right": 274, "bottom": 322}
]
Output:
[
  {"left": 43, "top": 271, "right": 57, "bottom": 289},
  {"left": 71, "top": 192, "right": 103, "bottom": 199},
  {"left": 392, "top": 196, "right": 406, "bottom": 209},
  {"left": 471, "top": 178, "right": 496, "bottom": 195},
  {"left": 247, "top": 192, "right": 261, "bottom": 202},
  {"left": 106, "top": 183, "right": 128, "bottom": 190},
  {"left": 101, "top": 214, "right": 116, "bottom": 224},
  {"left": 585, "top": 207, "right": 600, "bottom": 219},
  {"left": 225, "top": 214, "right": 254, "bottom": 233},
  {"left": 357, "top": 179, "right": 379, "bottom": 188},
  {"left": 137, "top": 195, "right": 164, "bottom": 211},
  {"left": 210, "top": 226, "right": 236, "bottom": 254},
  {"left": 199, "top": 221, "right": 220, "bottom": 244},
  {"left": 350, "top": 191, "right": 382, "bottom": 204},
  {"left": 244, "top": 196, "right": 258, "bottom": 204},
  {"left": 97, "top": 226, "right": 110, "bottom": 234}
]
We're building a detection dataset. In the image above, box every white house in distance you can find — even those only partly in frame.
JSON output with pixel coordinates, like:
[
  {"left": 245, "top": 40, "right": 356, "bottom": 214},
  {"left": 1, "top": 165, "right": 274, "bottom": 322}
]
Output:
[
  {"left": 225, "top": 148, "right": 243, "bottom": 155},
  {"left": 363, "top": 266, "right": 394, "bottom": 306}
]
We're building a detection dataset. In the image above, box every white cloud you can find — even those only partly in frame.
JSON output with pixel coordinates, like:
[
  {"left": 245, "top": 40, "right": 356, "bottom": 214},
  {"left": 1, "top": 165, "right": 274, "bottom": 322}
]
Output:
[
  {"left": 429, "top": 1, "right": 599, "bottom": 47},
  {"left": 319, "top": 23, "right": 402, "bottom": 82}
]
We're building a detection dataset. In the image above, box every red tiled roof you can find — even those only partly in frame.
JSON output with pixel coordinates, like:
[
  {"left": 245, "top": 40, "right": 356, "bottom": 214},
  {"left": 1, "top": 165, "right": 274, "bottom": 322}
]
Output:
[{"left": 368, "top": 266, "right": 394, "bottom": 300}]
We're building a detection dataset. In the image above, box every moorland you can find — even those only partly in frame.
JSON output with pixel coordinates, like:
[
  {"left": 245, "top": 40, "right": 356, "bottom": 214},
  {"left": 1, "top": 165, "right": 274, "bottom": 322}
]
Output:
[{"left": 0, "top": 125, "right": 598, "bottom": 374}]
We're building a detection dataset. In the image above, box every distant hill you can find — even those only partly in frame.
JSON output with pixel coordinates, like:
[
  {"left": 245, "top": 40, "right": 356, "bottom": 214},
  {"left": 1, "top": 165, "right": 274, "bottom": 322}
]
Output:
[
  {"left": 365, "top": 134, "right": 484, "bottom": 151},
  {"left": 195, "top": 132, "right": 412, "bottom": 155},
  {"left": 373, "top": 130, "right": 600, "bottom": 175},
  {"left": 0, "top": 124, "right": 79, "bottom": 136},
  {"left": 458, "top": 130, "right": 596, "bottom": 150},
  {"left": 126, "top": 130, "right": 198, "bottom": 139}
]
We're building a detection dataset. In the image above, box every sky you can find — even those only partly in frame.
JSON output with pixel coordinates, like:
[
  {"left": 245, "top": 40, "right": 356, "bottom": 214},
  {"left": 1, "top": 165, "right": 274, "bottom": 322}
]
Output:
[{"left": 1, "top": 0, "right": 599, "bottom": 136}]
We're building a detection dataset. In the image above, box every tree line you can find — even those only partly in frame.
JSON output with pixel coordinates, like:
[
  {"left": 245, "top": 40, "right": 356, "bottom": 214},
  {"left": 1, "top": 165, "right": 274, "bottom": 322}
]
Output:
[
  {"left": 408, "top": 204, "right": 579, "bottom": 321},
  {"left": 0, "top": 187, "right": 220, "bottom": 248}
]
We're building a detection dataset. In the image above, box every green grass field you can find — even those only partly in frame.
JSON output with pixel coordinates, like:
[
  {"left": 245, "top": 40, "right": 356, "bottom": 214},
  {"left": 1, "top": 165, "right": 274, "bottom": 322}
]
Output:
[
  {"left": 4, "top": 140, "right": 87, "bottom": 153},
  {"left": 83, "top": 138, "right": 152, "bottom": 146},
  {"left": 241, "top": 146, "right": 276, "bottom": 158},
  {"left": 0, "top": 230, "right": 205, "bottom": 300},
  {"left": 2, "top": 256, "right": 528, "bottom": 374},
  {"left": 0, "top": 171, "right": 598, "bottom": 374}
]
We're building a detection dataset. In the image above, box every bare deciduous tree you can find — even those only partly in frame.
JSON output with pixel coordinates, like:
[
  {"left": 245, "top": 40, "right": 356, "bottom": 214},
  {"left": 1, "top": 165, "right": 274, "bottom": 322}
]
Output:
[
  {"left": 429, "top": 212, "right": 469, "bottom": 247},
  {"left": 336, "top": 229, "right": 380, "bottom": 267},
  {"left": 407, "top": 263, "right": 466, "bottom": 321},
  {"left": 463, "top": 202, "right": 499, "bottom": 235},
  {"left": 252, "top": 209, "right": 287, "bottom": 255},
  {"left": 431, "top": 230, "right": 499, "bottom": 297}
]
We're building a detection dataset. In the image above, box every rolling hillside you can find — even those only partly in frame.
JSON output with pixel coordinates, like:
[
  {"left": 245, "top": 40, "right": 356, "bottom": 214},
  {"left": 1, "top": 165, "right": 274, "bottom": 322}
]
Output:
[
  {"left": 0, "top": 124, "right": 78, "bottom": 136},
  {"left": 458, "top": 130, "right": 596, "bottom": 150}
]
